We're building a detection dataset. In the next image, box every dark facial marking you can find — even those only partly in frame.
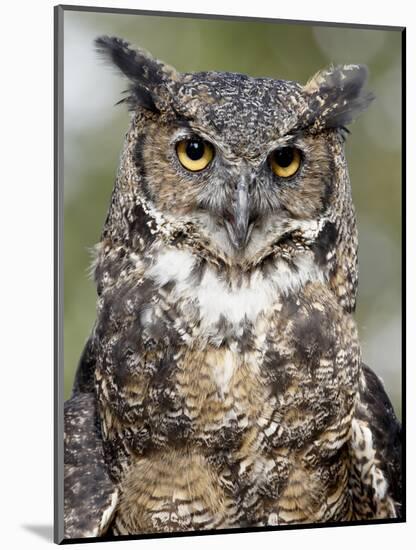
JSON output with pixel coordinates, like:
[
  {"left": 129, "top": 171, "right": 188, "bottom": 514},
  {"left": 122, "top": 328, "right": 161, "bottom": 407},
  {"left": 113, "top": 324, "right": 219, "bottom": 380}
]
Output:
[{"left": 311, "top": 221, "right": 337, "bottom": 267}]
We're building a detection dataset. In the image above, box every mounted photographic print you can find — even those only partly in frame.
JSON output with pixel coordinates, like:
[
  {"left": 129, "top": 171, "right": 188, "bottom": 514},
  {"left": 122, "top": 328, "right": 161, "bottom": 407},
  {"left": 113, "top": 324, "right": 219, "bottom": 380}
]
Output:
[{"left": 54, "top": 4, "right": 405, "bottom": 544}]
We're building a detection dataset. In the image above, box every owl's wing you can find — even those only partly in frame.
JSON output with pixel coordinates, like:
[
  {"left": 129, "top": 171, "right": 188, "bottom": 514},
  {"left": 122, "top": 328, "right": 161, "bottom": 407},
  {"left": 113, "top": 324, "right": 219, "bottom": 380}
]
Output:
[
  {"left": 64, "top": 391, "right": 118, "bottom": 539},
  {"left": 350, "top": 363, "right": 402, "bottom": 519}
]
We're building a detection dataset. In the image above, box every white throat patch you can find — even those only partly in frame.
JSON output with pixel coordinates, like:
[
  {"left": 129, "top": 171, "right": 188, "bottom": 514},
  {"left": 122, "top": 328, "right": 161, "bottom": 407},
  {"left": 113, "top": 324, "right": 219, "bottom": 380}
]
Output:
[{"left": 148, "top": 247, "right": 325, "bottom": 328}]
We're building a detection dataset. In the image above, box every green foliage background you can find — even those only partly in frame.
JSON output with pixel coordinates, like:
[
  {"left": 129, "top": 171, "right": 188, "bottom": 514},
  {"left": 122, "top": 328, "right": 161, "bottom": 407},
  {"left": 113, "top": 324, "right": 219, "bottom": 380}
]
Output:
[{"left": 63, "top": 11, "right": 402, "bottom": 417}]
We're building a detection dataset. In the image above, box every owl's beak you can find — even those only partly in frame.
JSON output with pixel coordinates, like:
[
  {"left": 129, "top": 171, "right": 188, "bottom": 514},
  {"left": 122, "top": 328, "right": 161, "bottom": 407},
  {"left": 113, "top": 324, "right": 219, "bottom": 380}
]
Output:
[{"left": 224, "top": 174, "right": 252, "bottom": 250}]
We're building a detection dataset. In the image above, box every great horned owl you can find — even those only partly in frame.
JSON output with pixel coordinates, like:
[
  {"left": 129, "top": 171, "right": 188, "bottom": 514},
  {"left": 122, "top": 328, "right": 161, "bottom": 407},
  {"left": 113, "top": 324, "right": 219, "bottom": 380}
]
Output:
[{"left": 63, "top": 36, "right": 402, "bottom": 539}]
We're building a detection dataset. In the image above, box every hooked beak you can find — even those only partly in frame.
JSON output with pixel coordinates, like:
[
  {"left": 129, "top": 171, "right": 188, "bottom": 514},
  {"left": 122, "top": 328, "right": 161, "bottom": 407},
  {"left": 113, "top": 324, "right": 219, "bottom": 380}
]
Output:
[{"left": 224, "top": 174, "right": 253, "bottom": 250}]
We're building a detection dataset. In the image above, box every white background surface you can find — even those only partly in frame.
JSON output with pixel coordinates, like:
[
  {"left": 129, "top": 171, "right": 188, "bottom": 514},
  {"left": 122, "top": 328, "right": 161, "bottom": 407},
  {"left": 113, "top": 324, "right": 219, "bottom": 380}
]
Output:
[{"left": 0, "top": 0, "right": 412, "bottom": 548}]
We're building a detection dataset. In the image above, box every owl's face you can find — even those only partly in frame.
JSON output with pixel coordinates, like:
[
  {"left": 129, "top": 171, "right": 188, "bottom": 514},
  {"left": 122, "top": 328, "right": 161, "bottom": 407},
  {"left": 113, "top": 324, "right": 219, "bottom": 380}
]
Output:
[
  {"left": 139, "top": 104, "right": 334, "bottom": 261},
  {"left": 96, "top": 36, "right": 372, "bottom": 272}
]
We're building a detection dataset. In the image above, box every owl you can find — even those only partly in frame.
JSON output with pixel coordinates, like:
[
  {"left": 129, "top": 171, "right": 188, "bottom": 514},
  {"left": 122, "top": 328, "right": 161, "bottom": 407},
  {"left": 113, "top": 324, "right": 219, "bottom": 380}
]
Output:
[{"left": 63, "top": 36, "right": 402, "bottom": 539}]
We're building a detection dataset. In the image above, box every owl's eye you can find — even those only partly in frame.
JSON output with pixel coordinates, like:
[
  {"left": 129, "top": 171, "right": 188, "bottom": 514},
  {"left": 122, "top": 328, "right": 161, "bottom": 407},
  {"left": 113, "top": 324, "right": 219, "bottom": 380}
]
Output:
[
  {"left": 269, "top": 147, "right": 302, "bottom": 178},
  {"left": 176, "top": 138, "right": 215, "bottom": 172}
]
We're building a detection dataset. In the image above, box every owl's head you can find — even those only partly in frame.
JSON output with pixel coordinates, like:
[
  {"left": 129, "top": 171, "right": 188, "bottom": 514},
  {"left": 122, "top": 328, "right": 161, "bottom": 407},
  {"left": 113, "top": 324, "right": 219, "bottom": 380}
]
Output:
[{"left": 96, "top": 36, "right": 373, "bottom": 311}]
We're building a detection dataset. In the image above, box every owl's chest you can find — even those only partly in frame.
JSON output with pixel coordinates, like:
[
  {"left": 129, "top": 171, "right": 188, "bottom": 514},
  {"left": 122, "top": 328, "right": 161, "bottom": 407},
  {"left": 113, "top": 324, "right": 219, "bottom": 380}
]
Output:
[
  {"left": 105, "top": 334, "right": 354, "bottom": 531},
  {"left": 98, "top": 247, "right": 357, "bottom": 458},
  {"left": 100, "top": 244, "right": 357, "bottom": 432},
  {"left": 98, "top": 254, "right": 359, "bottom": 529},
  {"left": 99, "top": 270, "right": 277, "bottom": 470},
  {"left": 137, "top": 250, "right": 286, "bottom": 420}
]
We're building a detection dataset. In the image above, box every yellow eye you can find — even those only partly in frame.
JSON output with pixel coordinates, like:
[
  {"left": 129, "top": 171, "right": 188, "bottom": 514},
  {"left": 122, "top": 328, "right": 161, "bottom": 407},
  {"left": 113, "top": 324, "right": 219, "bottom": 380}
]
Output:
[
  {"left": 269, "top": 147, "right": 301, "bottom": 178},
  {"left": 176, "top": 138, "right": 214, "bottom": 172}
]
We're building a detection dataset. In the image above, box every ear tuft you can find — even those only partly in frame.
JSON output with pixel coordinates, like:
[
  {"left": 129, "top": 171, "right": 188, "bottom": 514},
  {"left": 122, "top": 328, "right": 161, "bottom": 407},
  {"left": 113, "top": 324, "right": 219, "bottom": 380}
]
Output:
[
  {"left": 95, "top": 36, "right": 178, "bottom": 112},
  {"left": 303, "top": 64, "right": 374, "bottom": 131}
]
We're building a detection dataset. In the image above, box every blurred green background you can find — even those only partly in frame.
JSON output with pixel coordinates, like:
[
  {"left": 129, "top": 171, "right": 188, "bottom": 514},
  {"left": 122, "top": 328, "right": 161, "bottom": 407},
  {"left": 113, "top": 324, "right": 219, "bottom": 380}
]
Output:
[{"left": 63, "top": 11, "right": 402, "bottom": 417}]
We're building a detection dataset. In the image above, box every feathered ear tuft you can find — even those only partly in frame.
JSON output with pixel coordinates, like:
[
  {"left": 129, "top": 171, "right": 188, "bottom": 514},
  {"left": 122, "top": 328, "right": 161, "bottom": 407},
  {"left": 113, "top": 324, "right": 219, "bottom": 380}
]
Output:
[
  {"left": 95, "top": 36, "right": 179, "bottom": 113},
  {"left": 303, "top": 64, "right": 374, "bottom": 132}
]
